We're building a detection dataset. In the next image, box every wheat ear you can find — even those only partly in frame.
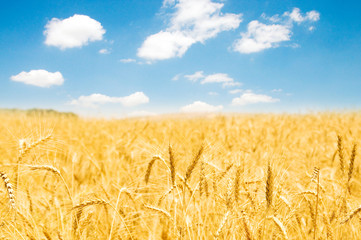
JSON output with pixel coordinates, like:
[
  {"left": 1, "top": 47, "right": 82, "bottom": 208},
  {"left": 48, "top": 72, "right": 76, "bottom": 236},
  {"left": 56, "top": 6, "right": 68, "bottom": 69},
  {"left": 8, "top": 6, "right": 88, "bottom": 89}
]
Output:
[
  {"left": 18, "top": 133, "right": 52, "bottom": 157},
  {"left": 200, "top": 161, "right": 208, "bottom": 197},
  {"left": 265, "top": 163, "right": 273, "bottom": 210},
  {"left": 0, "top": 171, "right": 15, "bottom": 209},
  {"left": 169, "top": 144, "right": 176, "bottom": 186},
  {"left": 145, "top": 155, "right": 161, "bottom": 184},
  {"left": 144, "top": 204, "right": 173, "bottom": 221},
  {"left": 72, "top": 199, "right": 110, "bottom": 211},
  {"left": 347, "top": 143, "right": 357, "bottom": 189},
  {"left": 25, "top": 164, "right": 72, "bottom": 202},
  {"left": 184, "top": 145, "right": 204, "bottom": 183},
  {"left": 337, "top": 135, "right": 344, "bottom": 175},
  {"left": 16, "top": 133, "right": 52, "bottom": 191}
]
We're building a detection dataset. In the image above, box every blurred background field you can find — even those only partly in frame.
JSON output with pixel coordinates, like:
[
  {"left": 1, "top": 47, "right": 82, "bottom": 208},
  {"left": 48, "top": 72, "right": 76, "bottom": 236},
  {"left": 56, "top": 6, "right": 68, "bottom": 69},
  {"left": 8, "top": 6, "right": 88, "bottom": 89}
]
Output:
[{"left": 0, "top": 110, "right": 360, "bottom": 239}]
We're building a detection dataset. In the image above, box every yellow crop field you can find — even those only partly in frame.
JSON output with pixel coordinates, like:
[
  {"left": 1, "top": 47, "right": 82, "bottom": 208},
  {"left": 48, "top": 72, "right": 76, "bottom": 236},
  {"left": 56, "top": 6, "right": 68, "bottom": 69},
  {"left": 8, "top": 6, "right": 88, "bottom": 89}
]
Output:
[{"left": 0, "top": 111, "right": 361, "bottom": 239}]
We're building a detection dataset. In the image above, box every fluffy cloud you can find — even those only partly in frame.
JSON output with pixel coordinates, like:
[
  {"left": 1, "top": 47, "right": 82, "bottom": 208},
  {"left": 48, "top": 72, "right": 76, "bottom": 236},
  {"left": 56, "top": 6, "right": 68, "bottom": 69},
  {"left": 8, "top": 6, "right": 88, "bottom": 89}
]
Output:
[
  {"left": 171, "top": 74, "right": 182, "bottom": 81},
  {"left": 306, "top": 11, "right": 320, "bottom": 22},
  {"left": 233, "top": 20, "right": 291, "bottom": 54},
  {"left": 229, "top": 89, "right": 243, "bottom": 94},
  {"left": 233, "top": 8, "right": 320, "bottom": 54},
  {"left": 184, "top": 71, "right": 205, "bottom": 82},
  {"left": 99, "top": 48, "right": 110, "bottom": 54},
  {"left": 10, "top": 69, "right": 64, "bottom": 87},
  {"left": 119, "top": 58, "right": 136, "bottom": 63},
  {"left": 137, "top": 0, "right": 242, "bottom": 60},
  {"left": 232, "top": 92, "right": 279, "bottom": 106},
  {"left": 70, "top": 92, "right": 149, "bottom": 107},
  {"left": 284, "top": 8, "right": 320, "bottom": 23},
  {"left": 184, "top": 71, "right": 241, "bottom": 88},
  {"left": 201, "top": 73, "right": 233, "bottom": 84},
  {"left": 180, "top": 101, "right": 223, "bottom": 113},
  {"left": 138, "top": 31, "right": 195, "bottom": 60},
  {"left": 44, "top": 14, "right": 105, "bottom": 49}
]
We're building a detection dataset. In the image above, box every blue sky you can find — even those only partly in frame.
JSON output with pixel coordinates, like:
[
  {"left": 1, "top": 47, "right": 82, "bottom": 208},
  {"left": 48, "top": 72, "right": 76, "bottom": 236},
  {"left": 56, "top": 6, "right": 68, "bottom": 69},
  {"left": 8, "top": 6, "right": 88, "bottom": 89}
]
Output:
[{"left": 1, "top": 0, "right": 361, "bottom": 117}]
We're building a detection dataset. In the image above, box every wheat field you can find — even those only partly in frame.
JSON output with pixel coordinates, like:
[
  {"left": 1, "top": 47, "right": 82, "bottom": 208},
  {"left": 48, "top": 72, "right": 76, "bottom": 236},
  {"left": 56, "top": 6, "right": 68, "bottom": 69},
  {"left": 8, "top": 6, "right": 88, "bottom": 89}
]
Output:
[{"left": 0, "top": 111, "right": 360, "bottom": 239}]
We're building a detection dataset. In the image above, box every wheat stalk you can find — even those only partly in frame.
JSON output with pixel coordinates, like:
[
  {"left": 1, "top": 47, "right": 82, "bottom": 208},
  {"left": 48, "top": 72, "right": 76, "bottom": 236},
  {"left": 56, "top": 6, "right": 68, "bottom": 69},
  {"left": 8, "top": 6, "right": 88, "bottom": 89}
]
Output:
[
  {"left": 313, "top": 167, "right": 320, "bottom": 240},
  {"left": 214, "top": 211, "right": 230, "bottom": 240},
  {"left": 158, "top": 184, "right": 181, "bottom": 205},
  {"left": 233, "top": 166, "right": 241, "bottom": 203},
  {"left": 340, "top": 205, "right": 361, "bottom": 224},
  {"left": 270, "top": 215, "right": 288, "bottom": 240},
  {"left": 241, "top": 211, "right": 253, "bottom": 240}
]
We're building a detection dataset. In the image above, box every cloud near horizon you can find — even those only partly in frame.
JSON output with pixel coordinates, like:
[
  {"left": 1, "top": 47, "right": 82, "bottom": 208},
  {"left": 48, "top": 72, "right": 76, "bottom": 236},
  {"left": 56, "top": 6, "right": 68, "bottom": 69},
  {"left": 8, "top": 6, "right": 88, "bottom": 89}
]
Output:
[
  {"left": 232, "top": 91, "right": 279, "bottom": 106},
  {"left": 10, "top": 69, "right": 64, "bottom": 87},
  {"left": 137, "top": 0, "right": 242, "bottom": 60},
  {"left": 180, "top": 101, "right": 223, "bottom": 113},
  {"left": 70, "top": 92, "right": 149, "bottom": 107},
  {"left": 44, "top": 14, "right": 106, "bottom": 50}
]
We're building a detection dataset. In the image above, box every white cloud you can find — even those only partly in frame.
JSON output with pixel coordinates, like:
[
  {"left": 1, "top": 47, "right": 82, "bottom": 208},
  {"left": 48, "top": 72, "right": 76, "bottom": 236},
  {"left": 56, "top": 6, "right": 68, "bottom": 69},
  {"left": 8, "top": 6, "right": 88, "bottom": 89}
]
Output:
[
  {"left": 284, "top": 8, "right": 320, "bottom": 23},
  {"left": 70, "top": 92, "right": 149, "bottom": 107},
  {"left": 261, "top": 13, "right": 281, "bottom": 23},
  {"left": 120, "top": 92, "right": 150, "bottom": 107},
  {"left": 221, "top": 81, "right": 242, "bottom": 88},
  {"left": 99, "top": 48, "right": 110, "bottom": 54},
  {"left": 285, "top": 8, "right": 304, "bottom": 23},
  {"left": 308, "top": 26, "right": 315, "bottom": 31},
  {"left": 119, "top": 58, "right": 136, "bottom": 63},
  {"left": 233, "top": 20, "right": 291, "bottom": 54},
  {"left": 10, "top": 69, "right": 64, "bottom": 87},
  {"left": 234, "top": 8, "right": 319, "bottom": 54},
  {"left": 172, "top": 74, "right": 182, "bottom": 81},
  {"left": 138, "top": 0, "right": 242, "bottom": 60},
  {"left": 184, "top": 71, "right": 240, "bottom": 88},
  {"left": 184, "top": 71, "right": 204, "bottom": 82},
  {"left": 201, "top": 73, "right": 242, "bottom": 88},
  {"left": 201, "top": 73, "right": 232, "bottom": 84},
  {"left": 271, "top": 88, "right": 283, "bottom": 93},
  {"left": 232, "top": 92, "right": 279, "bottom": 106},
  {"left": 138, "top": 31, "right": 195, "bottom": 60},
  {"left": 306, "top": 11, "right": 320, "bottom": 22},
  {"left": 44, "top": 14, "right": 105, "bottom": 50},
  {"left": 180, "top": 101, "right": 223, "bottom": 113},
  {"left": 229, "top": 89, "right": 243, "bottom": 94}
]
